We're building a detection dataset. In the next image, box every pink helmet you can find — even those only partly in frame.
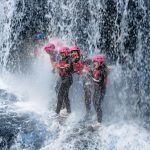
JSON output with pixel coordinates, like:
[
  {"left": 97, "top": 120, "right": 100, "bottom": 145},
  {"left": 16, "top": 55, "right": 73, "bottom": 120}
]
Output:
[
  {"left": 59, "top": 47, "right": 69, "bottom": 56},
  {"left": 93, "top": 54, "right": 105, "bottom": 64},
  {"left": 70, "top": 46, "right": 80, "bottom": 55},
  {"left": 44, "top": 43, "right": 55, "bottom": 53}
]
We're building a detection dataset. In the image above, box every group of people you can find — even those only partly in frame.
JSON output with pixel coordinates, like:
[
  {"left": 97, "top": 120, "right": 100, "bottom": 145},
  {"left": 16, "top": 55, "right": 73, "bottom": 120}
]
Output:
[
  {"left": 34, "top": 32, "right": 109, "bottom": 123},
  {"left": 43, "top": 43, "right": 108, "bottom": 123}
]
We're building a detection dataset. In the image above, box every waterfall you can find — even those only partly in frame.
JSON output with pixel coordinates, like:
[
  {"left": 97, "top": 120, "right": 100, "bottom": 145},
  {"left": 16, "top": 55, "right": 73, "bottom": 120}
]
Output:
[
  {"left": 0, "top": 0, "right": 150, "bottom": 149},
  {"left": 0, "top": 0, "right": 16, "bottom": 73}
]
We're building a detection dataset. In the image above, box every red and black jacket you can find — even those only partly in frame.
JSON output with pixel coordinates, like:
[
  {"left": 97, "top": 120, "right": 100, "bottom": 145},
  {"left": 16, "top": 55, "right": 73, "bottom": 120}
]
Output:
[
  {"left": 72, "top": 60, "right": 84, "bottom": 75},
  {"left": 91, "top": 64, "right": 108, "bottom": 87},
  {"left": 57, "top": 56, "right": 73, "bottom": 80}
]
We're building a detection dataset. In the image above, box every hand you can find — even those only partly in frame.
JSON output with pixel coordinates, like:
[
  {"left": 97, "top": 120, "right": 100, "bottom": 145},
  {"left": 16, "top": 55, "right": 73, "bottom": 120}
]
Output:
[{"left": 64, "top": 64, "right": 70, "bottom": 68}]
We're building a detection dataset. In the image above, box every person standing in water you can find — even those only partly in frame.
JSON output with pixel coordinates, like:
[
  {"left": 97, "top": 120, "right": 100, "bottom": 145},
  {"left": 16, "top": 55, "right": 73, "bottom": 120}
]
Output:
[
  {"left": 70, "top": 46, "right": 93, "bottom": 116},
  {"left": 34, "top": 32, "right": 46, "bottom": 58},
  {"left": 91, "top": 54, "right": 108, "bottom": 123},
  {"left": 44, "top": 43, "right": 59, "bottom": 72},
  {"left": 55, "top": 47, "right": 73, "bottom": 114}
]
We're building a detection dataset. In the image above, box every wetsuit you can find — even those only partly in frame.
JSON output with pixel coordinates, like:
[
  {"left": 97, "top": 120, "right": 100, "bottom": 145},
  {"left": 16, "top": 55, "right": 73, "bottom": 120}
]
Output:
[
  {"left": 82, "top": 70, "right": 92, "bottom": 113},
  {"left": 91, "top": 64, "right": 108, "bottom": 122},
  {"left": 56, "top": 56, "right": 73, "bottom": 114},
  {"left": 82, "top": 58, "right": 93, "bottom": 114},
  {"left": 72, "top": 57, "right": 93, "bottom": 114},
  {"left": 72, "top": 58, "right": 91, "bottom": 112}
]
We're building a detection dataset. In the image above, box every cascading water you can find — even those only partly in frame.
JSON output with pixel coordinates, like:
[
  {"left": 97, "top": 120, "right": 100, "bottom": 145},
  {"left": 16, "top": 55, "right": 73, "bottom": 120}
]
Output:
[
  {"left": 0, "top": 0, "right": 150, "bottom": 150},
  {"left": 0, "top": 0, "right": 16, "bottom": 72}
]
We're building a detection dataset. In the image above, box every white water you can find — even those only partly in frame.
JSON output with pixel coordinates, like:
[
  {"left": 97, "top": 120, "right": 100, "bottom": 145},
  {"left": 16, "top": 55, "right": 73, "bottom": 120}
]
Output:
[
  {"left": 0, "top": 0, "right": 16, "bottom": 72},
  {"left": 0, "top": 59, "right": 149, "bottom": 150},
  {"left": 0, "top": 0, "right": 150, "bottom": 150}
]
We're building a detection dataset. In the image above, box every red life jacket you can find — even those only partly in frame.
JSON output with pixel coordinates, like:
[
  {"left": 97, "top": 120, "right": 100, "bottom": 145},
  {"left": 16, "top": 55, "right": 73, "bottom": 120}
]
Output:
[
  {"left": 57, "top": 60, "right": 67, "bottom": 76},
  {"left": 73, "top": 60, "right": 84, "bottom": 75},
  {"left": 92, "top": 68, "right": 108, "bottom": 87},
  {"left": 56, "top": 58, "right": 73, "bottom": 78},
  {"left": 93, "top": 69, "right": 101, "bottom": 80}
]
